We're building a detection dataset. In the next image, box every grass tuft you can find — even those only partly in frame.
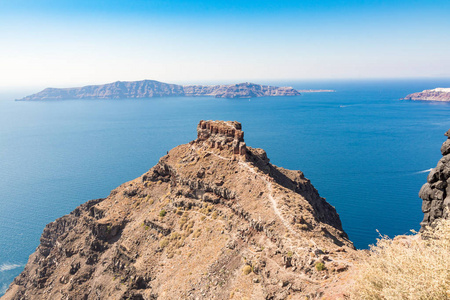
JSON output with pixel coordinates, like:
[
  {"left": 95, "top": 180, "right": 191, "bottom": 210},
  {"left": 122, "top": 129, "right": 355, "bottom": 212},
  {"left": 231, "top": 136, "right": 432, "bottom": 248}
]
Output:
[
  {"left": 315, "top": 262, "right": 325, "bottom": 271},
  {"left": 242, "top": 265, "right": 253, "bottom": 275}
]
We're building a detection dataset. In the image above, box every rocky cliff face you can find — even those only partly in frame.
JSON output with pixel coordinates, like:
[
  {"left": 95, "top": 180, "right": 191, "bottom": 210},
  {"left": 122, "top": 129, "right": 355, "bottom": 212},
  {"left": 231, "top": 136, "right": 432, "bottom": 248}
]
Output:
[
  {"left": 403, "top": 88, "right": 450, "bottom": 102},
  {"left": 17, "top": 80, "right": 300, "bottom": 100},
  {"left": 19, "top": 80, "right": 185, "bottom": 100},
  {"left": 419, "top": 129, "right": 450, "bottom": 229},
  {"left": 183, "top": 83, "right": 300, "bottom": 98},
  {"left": 2, "top": 121, "right": 357, "bottom": 300}
]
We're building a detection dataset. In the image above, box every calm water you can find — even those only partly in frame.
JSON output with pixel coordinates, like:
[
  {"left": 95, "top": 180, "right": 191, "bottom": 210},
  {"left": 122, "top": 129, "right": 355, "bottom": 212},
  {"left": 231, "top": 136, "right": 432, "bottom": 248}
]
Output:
[{"left": 1, "top": 79, "right": 450, "bottom": 294}]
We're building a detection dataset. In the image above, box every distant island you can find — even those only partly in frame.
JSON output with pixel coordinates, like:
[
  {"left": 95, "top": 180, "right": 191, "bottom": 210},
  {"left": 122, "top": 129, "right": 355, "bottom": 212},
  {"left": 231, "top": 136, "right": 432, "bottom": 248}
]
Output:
[
  {"left": 403, "top": 88, "right": 450, "bottom": 102},
  {"left": 297, "top": 89, "right": 335, "bottom": 93},
  {"left": 16, "top": 80, "right": 322, "bottom": 100}
]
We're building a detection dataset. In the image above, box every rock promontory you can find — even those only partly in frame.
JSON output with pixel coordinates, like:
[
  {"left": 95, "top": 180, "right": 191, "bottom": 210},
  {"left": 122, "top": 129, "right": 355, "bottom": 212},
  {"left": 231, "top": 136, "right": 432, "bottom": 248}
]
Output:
[
  {"left": 419, "top": 129, "right": 450, "bottom": 229},
  {"left": 403, "top": 88, "right": 450, "bottom": 102},
  {"left": 2, "top": 120, "right": 358, "bottom": 300},
  {"left": 17, "top": 80, "right": 301, "bottom": 100}
]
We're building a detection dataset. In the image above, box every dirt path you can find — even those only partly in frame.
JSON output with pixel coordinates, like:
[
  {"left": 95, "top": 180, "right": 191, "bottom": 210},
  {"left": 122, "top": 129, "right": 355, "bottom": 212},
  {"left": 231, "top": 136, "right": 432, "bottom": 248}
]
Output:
[
  {"left": 192, "top": 145, "right": 300, "bottom": 239},
  {"left": 237, "top": 160, "right": 300, "bottom": 238}
]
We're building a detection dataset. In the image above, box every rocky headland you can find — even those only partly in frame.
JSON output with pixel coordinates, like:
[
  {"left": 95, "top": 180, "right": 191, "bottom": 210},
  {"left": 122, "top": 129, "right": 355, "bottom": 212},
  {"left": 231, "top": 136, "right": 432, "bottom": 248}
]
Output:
[
  {"left": 403, "top": 88, "right": 450, "bottom": 102},
  {"left": 3, "top": 121, "right": 450, "bottom": 299},
  {"left": 2, "top": 120, "right": 359, "bottom": 300},
  {"left": 17, "top": 80, "right": 303, "bottom": 100}
]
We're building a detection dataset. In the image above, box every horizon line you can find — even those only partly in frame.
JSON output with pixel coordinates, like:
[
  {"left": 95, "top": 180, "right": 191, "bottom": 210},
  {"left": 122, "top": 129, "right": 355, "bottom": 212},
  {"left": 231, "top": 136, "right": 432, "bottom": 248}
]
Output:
[{"left": 2, "top": 76, "right": 450, "bottom": 90}]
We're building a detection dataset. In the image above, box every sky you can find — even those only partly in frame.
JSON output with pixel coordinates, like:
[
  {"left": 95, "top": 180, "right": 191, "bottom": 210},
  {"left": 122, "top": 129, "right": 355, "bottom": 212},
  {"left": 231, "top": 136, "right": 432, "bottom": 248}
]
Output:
[{"left": 0, "top": 0, "right": 450, "bottom": 88}]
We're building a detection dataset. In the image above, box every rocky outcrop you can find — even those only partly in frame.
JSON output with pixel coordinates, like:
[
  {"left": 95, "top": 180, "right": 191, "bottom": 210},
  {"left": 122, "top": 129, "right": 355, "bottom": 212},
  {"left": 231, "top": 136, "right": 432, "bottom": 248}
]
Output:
[
  {"left": 17, "top": 80, "right": 301, "bottom": 100},
  {"left": 196, "top": 120, "right": 246, "bottom": 157},
  {"left": 403, "top": 88, "right": 450, "bottom": 102},
  {"left": 419, "top": 129, "right": 450, "bottom": 229},
  {"left": 2, "top": 120, "right": 357, "bottom": 300}
]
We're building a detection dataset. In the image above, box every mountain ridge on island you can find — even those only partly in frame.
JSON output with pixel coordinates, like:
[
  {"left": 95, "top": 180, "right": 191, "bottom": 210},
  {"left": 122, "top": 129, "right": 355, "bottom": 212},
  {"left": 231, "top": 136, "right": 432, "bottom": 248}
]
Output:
[
  {"left": 402, "top": 87, "right": 450, "bottom": 102},
  {"left": 17, "top": 80, "right": 306, "bottom": 100}
]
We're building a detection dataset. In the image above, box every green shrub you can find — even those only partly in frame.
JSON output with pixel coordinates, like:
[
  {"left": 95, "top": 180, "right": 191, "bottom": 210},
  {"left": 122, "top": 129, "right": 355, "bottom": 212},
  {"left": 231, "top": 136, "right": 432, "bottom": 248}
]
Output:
[
  {"left": 159, "top": 209, "right": 167, "bottom": 217},
  {"left": 315, "top": 262, "right": 325, "bottom": 271}
]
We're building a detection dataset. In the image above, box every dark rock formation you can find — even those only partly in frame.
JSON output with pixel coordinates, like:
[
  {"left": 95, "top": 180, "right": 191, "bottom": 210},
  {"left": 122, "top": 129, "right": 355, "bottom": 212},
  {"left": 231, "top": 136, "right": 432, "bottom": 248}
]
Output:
[
  {"left": 2, "top": 120, "right": 356, "bottom": 300},
  {"left": 403, "top": 88, "right": 450, "bottom": 102},
  {"left": 17, "top": 80, "right": 301, "bottom": 100},
  {"left": 419, "top": 129, "right": 450, "bottom": 229}
]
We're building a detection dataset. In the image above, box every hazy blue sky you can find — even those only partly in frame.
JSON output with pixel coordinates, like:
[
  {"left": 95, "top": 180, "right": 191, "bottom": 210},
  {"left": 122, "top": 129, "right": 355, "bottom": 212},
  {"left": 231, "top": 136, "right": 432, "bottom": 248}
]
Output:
[{"left": 1, "top": 0, "right": 449, "bottom": 88}]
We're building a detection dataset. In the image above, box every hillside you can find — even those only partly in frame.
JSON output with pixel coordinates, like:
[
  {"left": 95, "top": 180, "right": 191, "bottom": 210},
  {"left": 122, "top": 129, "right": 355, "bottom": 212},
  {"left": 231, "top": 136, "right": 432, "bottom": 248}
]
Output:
[{"left": 2, "top": 120, "right": 358, "bottom": 300}]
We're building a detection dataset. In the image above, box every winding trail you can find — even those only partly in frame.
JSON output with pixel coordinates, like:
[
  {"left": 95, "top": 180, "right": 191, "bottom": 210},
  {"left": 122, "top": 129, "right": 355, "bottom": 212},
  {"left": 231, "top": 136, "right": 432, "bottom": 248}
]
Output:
[
  {"left": 237, "top": 160, "right": 300, "bottom": 238},
  {"left": 192, "top": 145, "right": 300, "bottom": 238}
]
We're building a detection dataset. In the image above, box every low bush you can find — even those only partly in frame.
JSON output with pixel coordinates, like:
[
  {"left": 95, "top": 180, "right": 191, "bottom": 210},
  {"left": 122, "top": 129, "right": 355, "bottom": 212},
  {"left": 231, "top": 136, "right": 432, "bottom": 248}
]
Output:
[
  {"left": 315, "top": 262, "right": 325, "bottom": 271},
  {"left": 159, "top": 238, "right": 169, "bottom": 248}
]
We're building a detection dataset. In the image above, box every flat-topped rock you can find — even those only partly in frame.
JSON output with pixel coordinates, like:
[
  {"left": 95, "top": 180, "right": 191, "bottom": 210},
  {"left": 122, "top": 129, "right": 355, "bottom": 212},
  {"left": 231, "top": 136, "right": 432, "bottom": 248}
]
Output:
[
  {"left": 195, "top": 120, "right": 246, "bottom": 157},
  {"left": 403, "top": 88, "right": 450, "bottom": 102}
]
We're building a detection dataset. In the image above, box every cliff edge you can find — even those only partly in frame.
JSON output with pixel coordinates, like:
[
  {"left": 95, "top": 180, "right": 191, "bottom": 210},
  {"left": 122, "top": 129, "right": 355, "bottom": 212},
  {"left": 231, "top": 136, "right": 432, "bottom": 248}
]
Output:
[{"left": 2, "top": 121, "right": 357, "bottom": 300}]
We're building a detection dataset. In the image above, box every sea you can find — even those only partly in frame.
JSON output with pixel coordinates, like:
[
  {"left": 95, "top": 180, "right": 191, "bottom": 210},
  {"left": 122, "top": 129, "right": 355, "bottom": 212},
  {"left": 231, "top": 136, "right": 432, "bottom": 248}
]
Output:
[{"left": 1, "top": 78, "right": 450, "bottom": 295}]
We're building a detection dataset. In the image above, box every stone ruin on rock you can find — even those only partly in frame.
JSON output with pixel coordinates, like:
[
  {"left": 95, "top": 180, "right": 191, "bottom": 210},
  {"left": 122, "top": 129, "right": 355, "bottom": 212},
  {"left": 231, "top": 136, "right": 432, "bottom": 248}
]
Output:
[
  {"left": 195, "top": 120, "right": 247, "bottom": 157},
  {"left": 419, "top": 129, "right": 450, "bottom": 229}
]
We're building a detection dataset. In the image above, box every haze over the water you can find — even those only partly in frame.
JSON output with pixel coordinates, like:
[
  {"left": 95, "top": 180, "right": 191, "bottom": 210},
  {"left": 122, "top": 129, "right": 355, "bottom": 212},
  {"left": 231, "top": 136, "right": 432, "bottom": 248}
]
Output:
[{"left": 1, "top": 0, "right": 449, "bottom": 89}]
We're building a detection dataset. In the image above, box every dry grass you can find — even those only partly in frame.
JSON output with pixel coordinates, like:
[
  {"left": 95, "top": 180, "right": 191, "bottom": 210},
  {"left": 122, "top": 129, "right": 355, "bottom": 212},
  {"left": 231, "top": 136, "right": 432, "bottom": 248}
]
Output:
[{"left": 351, "top": 219, "right": 450, "bottom": 299}]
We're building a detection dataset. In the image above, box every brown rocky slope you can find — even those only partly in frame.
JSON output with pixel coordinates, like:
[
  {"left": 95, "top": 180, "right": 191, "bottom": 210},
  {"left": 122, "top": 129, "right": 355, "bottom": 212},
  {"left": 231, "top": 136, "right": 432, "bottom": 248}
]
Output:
[{"left": 3, "top": 120, "right": 358, "bottom": 300}]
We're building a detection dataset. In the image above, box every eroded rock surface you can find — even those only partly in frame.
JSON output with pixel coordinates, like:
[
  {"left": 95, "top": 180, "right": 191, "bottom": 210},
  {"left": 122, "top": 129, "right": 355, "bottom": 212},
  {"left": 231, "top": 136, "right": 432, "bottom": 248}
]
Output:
[
  {"left": 3, "top": 120, "right": 358, "bottom": 300},
  {"left": 419, "top": 129, "right": 450, "bottom": 229}
]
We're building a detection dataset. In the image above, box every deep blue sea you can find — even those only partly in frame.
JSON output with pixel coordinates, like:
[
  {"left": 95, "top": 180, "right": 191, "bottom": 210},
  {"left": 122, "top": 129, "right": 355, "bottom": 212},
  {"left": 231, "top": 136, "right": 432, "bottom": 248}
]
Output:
[{"left": 1, "top": 79, "right": 450, "bottom": 294}]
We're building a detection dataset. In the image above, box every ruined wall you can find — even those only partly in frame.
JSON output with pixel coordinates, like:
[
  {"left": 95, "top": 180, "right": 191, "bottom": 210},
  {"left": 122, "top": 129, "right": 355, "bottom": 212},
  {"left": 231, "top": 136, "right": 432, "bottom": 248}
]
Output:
[{"left": 196, "top": 120, "right": 247, "bottom": 156}]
